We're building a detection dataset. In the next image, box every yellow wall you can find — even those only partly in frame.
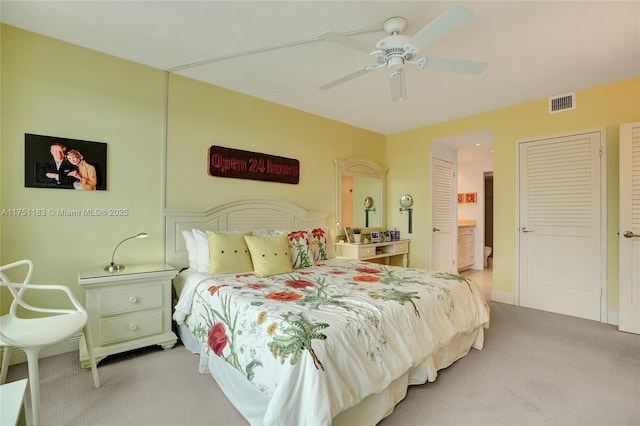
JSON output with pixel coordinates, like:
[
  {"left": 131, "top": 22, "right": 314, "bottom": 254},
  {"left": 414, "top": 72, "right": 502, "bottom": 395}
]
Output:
[
  {"left": 1, "top": 25, "right": 166, "bottom": 310},
  {"left": 2, "top": 24, "right": 638, "bottom": 320},
  {"left": 165, "top": 74, "right": 385, "bottom": 216},
  {"left": 0, "top": 25, "right": 384, "bottom": 313},
  {"left": 0, "top": 24, "right": 4, "bottom": 264},
  {"left": 387, "top": 77, "right": 640, "bottom": 312}
]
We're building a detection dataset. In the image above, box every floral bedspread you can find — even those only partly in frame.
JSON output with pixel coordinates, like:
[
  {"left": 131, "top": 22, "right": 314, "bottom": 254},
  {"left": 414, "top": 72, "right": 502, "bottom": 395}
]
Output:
[{"left": 173, "top": 257, "right": 490, "bottom": 426}]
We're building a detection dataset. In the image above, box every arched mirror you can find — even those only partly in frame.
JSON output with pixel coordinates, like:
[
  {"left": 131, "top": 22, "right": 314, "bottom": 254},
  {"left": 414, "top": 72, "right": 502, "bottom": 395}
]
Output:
[{"left": 335, "top": 157, "right": 387, "bottom": 233}]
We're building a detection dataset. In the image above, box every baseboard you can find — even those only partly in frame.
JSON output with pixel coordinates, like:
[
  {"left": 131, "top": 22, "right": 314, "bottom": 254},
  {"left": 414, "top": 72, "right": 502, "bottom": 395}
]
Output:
[
  {"left": 0, "top": 333, "right": 80, "bottom": 367},
  {"left": 486, "top": 293, "right": 620, "bottom": 326},
  {"left": 490, "top": 290, "right": 515, "bottom": 305}
]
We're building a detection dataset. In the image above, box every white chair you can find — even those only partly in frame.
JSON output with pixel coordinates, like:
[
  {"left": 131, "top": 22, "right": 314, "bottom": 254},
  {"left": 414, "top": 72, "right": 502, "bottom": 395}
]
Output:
[{"left": 0, "top": 259, "right": 100, "bottom": 426}]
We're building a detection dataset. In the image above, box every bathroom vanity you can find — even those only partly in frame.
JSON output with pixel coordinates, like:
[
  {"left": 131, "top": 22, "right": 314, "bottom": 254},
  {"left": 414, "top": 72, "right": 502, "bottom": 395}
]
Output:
[{"left": 457, "top": 220, "right": 476, "bottom": 272}]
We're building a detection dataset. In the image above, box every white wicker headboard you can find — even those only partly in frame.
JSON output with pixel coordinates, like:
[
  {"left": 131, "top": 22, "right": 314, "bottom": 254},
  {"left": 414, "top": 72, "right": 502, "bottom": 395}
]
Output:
[{"left": 164, "top": 198, "right": 329, "bottom": 269}]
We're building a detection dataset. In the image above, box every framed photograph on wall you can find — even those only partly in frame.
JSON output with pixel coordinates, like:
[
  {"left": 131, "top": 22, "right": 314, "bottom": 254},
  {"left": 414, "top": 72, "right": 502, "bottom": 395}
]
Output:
[{"left": 24, "top": 133, "right": 107, "bottom": 190}]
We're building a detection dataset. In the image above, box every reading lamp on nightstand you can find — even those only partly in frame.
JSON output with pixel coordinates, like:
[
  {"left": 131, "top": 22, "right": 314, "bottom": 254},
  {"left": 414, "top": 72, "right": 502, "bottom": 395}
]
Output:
[{"left": 103, "top": 232, "right": 149, "bottom": 272}]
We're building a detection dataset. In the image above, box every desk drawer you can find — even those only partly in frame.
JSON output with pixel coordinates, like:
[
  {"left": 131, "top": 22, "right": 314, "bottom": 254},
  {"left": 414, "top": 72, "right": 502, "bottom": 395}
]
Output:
[
  {"left": 99, "top": 284, "right": 163, "bottom": 316},
  {"left": 393, "top": 242, "right": 408, "bottom": 253},
  {"left": 360, "top": 246, "right": 376, "bottom": 257},
  {"left": 99, "top": 310, "right": 163, "bottom": 345}
]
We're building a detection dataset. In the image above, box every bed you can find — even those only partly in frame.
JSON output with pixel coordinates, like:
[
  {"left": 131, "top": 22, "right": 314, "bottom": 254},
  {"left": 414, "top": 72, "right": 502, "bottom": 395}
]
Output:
[{"left": 164, "top": 198, "right": 490, "bottom": 426}]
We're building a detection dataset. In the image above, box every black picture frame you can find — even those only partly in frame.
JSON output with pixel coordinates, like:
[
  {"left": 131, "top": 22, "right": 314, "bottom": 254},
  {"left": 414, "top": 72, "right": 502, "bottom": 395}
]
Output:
[{"left": 24, "top": 133, "right": 107, "bottom": 190}]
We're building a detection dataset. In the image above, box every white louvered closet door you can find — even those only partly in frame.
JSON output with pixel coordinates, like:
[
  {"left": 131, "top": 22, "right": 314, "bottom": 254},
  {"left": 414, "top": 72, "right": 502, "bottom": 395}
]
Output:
[
  {"left": 518, "top": 130, "right": 603, "bottom": 321},
  {"left": 619, "top": 122, "right": 640, "bottom": 334},
  {"left": 431, "top": 157, "right": 455, "bottom": 272}
]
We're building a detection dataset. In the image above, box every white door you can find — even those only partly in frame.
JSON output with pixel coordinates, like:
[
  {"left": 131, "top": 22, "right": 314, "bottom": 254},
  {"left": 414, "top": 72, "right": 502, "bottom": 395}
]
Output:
[
  {"left": 518, "top": 130, "right": 604, "bottom": 321},
  {"left": 431, "top": 157, "right": 456, "bottom": 272},
  {"left": 619, "top": 122, "right": 640, "bottom": 334}
]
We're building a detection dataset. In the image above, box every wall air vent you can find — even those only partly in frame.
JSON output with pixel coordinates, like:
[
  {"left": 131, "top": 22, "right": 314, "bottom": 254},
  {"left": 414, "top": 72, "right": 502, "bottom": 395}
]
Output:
[{"left": 548, "top": 92, "right": 576, "bottom": 114}]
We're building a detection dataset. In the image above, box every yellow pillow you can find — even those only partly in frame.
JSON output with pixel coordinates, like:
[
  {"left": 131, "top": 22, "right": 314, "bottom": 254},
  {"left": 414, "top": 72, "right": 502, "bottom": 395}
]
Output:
[
  {"left": 206, "top": 231, "right": 253, "bottom": 275},
  {"left": 244, "top": 234, "right": 293, "bottom": 278}
]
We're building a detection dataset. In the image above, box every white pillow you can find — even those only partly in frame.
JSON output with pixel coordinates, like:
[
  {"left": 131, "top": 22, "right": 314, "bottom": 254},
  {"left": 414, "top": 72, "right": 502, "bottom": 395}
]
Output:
[
  {"left": 251, "top": 229, "right": 273, "bottom": 237},
  {"left": 324, "top": 228, "right": 336, "bottom": 258},
  {"left": 192, "top": 229, "right": 210, "bottom": 273},
  {"left": 181, "top": 230, "right": 198, "bottom": 270}
]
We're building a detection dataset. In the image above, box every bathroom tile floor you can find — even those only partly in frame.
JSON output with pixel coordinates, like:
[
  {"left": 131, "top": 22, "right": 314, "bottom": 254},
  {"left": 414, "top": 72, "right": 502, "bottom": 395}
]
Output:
[{"left": 460, "top": 267, "right": 493, "bottom": 302}]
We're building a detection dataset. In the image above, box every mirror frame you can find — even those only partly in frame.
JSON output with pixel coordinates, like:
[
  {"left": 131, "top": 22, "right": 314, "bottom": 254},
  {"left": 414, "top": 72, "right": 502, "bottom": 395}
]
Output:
[{"left": 335, "top": 157, "right": 387, "bottom": 234}]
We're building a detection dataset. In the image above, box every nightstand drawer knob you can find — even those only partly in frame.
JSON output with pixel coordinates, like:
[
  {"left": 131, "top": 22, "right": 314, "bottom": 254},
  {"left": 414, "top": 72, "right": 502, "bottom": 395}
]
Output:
[
  {"left": 129, "top": 323, "right": 138, "bottom": 331},
  {"left": 129, "top": 296, "right": 138, "bottom": 304}
]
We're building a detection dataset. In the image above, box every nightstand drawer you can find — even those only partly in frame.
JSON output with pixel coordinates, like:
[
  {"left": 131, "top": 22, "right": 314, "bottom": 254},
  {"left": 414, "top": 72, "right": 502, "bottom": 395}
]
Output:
[
  {"left": 98, "top": 310, "right": 163, "bottom": 345},
  {"left": 360, "top": 246, "right": 376, "bottom": 257},
  {"left": 99, "top": 284, "right": 163, "bottom": 316}
]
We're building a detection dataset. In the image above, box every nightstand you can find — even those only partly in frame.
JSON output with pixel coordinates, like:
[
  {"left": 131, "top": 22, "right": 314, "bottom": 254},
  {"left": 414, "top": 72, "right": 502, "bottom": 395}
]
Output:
[{"left": 78, "top": 262, "right": 178, "bottom": 367}]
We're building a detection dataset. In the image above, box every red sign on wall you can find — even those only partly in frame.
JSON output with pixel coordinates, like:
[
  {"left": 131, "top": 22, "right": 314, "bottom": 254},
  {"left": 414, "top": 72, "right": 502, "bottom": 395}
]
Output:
[{"left": 208, "top": 145, "right": 300, "bottom": 185}]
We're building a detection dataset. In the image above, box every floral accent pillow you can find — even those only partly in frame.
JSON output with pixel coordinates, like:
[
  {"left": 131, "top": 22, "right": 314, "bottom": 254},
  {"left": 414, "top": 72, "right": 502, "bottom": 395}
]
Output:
[
  {"left": 308, "top": 227, "right": 336, "bottom": 260},
  {"left": 283, "top": 229, "right": 315, "bottom": 269}
]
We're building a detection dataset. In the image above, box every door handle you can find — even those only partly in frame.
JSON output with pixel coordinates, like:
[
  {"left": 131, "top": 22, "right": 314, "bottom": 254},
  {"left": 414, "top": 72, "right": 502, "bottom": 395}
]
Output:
[
  {"left": 521, "top": 227, "right": 534, "bottom": 233},
  {"left": 623, "top": 231, "right": 640, "bottom": 238},
  {"left": 433, "top": 227, "right": 440, "bottom": 232}
]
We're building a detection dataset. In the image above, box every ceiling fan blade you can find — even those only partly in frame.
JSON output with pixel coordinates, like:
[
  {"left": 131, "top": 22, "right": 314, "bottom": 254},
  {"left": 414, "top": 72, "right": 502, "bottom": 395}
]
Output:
[
  {"left": 389, "top": 69, "right": 407, "bottom": 102},
  {"left": 319, "top": 67, "right": 373, "bottom": 90},
  {"left": 318, "top": 31, "right": 375, "bottom": 54},
  {"left": 423, "top": 56, "right": 488, "bottom": 75},
  {"left": 407, "top": 4, "right": 473, "bottom": 52}
]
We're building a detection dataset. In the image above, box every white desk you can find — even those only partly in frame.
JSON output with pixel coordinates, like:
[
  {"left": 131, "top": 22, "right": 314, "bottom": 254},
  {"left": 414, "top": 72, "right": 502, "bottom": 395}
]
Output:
[
  {"left": 335, "top": 239, "right": 410, "bottom": 267},
  {"left": 0, "top": 379, "right": 27, "bottom": 426}
]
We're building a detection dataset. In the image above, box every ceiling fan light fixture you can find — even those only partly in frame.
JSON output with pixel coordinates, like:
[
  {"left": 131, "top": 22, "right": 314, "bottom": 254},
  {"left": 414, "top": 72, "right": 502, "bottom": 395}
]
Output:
[
  {"left": 415, "top": 57, "right": 427, "bottom": 69},
  {"left": 404, "top": 44, "right": 418, "bottom": 55},
  {"left": 388, "top": 56, "right": 404, "bottom": 69}
]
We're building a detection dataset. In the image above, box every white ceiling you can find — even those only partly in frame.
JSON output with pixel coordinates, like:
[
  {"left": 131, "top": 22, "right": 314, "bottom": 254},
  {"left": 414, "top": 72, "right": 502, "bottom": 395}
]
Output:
[{"left": 2, "top": 1, "right": 639, "bottom": 158}]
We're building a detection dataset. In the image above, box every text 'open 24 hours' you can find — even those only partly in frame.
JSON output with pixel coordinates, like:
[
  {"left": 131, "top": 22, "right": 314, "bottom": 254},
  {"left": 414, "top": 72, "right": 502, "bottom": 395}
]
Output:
[{"left": 208, "top": 145, "right": 299, "bottom": 184}]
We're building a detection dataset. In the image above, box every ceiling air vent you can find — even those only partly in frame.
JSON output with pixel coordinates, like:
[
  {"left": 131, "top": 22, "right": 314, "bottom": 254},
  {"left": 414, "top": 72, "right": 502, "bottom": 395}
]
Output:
[{"left": 548, "top": 92, "right": 576, "bottom": 114}]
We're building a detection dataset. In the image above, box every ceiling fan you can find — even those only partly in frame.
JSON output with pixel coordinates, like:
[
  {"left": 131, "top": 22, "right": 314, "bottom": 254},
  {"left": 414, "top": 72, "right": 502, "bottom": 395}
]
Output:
[{"left": 317, "top": 4, "right": 487, "bottom": 102}]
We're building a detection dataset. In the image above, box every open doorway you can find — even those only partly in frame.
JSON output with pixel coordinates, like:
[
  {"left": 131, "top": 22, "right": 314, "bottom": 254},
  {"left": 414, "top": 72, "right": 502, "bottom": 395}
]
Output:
[
  {"left": 430, "top": 130, "right": 494, "bottom": 301},
  {"left": 484, "top": 172, "right": 493, "bottom": 268}
]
